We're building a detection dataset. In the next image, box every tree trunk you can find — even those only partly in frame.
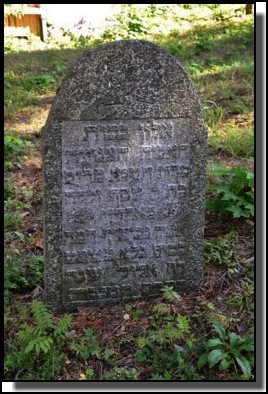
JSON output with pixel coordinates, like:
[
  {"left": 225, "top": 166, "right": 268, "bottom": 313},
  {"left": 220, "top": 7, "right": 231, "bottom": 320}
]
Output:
[{"left": 246, "top": 4, "right": 253, "bottom": 15}]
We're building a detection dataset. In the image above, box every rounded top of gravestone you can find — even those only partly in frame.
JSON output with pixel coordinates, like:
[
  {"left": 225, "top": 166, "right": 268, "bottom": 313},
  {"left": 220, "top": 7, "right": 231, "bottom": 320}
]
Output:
[{"left": 47, "top": 39, "right": 203, "bottom": 123}]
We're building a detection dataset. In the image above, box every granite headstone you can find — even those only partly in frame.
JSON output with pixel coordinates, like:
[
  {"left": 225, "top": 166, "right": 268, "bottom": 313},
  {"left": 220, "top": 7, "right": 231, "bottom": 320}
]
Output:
[{"left": 42, "top": 40, "right": 207, "bottom": 313}]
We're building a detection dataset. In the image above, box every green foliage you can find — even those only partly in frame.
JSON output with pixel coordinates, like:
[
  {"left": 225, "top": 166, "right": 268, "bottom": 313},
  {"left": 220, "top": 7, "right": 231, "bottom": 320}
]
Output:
[
  {"left": 79, "top": 368, "right": 95, "bottom": 380},
  {"left": 4, "top": 211, "right": 22, "bottom": 232},
  {"left": 177, "top": 314, "right": 190, "bottom": 335},
  {"left": 227, "top": 282, "right": 254, "bottom": 312},
  {"left": 209, "top": 126, "right": 254, "bottom": 158},
  {"left": 26, "top": 74, "right": 56, "bottom": 92},
  {"left": 124, "top": 304, "right": 144, "bottom": 319},
  {"left": 100, "top": 367, "right": 139, "bottom": 380},
  {"left": 198, "top": 300, "right": 229, "bottom": 328},
  {"left": 134, "top": 305, "right": 201, "bottom": 380},
  {"left": 161, "top": 286, "right": 181, "bottom": 302},
  {"left": 70, "top": 328, "right": 100, "bottom": 360},
  {"left": 194, "top": 33, "right": 215, "bottom": 54},
  {"left": 164, "top": 42, "right": 187, "bottom": 59},
  {"left": 4, "top": 258, "right": 27, "bottom": 307},
  {"left": 102, "top": 4, "right": 151, "bottom": 40},
  {"left": 5, "top": 301, "right": 72, "bottom": 380},
  {"left": 4, "top": 68, "right": 56, "bottom": 118},
  {"left": 4, "top": 179, "right": 17, "bottom": 200},
  {"left": 17, "top": 301, "right": 71, "bottom": 346},
  {"left": 204, "top": 231, "right": 239, "bottom": 267},
  {"left": 4, "top": 131, "right": 33, "bottom": 170},
  {"left": 4, "top": 255, "right": 44, "bottom": 308},
  {"left": 203, "top": 103, "right": 224, "bottom": 127},
  {"left": 206, "top": 164, "right": 254, "bottom": 218},
  {"left": 135, "top": 345, "right": 202, "bottom": 380},
  {"left": 26, "top": 255, "right": 44, "bottom": 287},
  {"left": 4, "top": 36, "right": 18, "bottom": 54},
  {"left": 4, "top": 4, "right": 24, "bottom": 16},
  {"left": 198, "top": 323, "right": 254, "bottom": 379},
  {"left": 151, "top": 303, "right": 170, "bottom": 315}
]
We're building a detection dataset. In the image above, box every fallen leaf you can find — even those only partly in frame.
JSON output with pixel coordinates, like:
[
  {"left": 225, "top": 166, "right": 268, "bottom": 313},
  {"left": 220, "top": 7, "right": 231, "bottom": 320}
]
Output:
[
  {"left": 30, "top": 236, "right": 44, "bottom": 249},
  {"left": 21, "top": 211, "right": 29, "bottom": 218}
]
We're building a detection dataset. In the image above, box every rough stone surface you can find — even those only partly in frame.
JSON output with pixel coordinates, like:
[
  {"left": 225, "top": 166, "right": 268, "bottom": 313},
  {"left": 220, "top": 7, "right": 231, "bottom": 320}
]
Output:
[{"left": 42, "top": 40, "right": 207, "bottom": 313}]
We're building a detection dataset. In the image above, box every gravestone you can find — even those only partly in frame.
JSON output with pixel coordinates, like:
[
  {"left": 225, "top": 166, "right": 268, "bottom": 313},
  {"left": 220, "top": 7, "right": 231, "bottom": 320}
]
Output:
[{"left": 42, "top": 40, "right": 207, "bottom": 313}]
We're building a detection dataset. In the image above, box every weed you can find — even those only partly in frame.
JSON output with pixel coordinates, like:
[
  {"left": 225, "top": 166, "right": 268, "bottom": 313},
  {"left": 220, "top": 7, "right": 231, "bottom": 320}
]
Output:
[
  {"left": 4, "top": 179, "right": 17, "bottom": 201},
  {"left": 134, "top": 302, "right": 201, "bottom": 380},
  {"left": 52, "top": 61, "right": 67, "bottom": 75},
  {"left": 70, "top": 328, "right": 100, "bottom": 360},
  {"left": 102, "top": 4, "right": 150, "bottom": 40},
  {"left": 164, "top": 42, "right": 187, "bottom": 59},
  {"left": 198, "top": 323, "right": 254, "bottom": 379},
  {"left": 4, "top": 131, "right": 33, "bottom": 169},
  {"left": 186, "top": 62, "right": 204, "bottom": 74},
  {"left": 199, "top": 301, "right": 229, "bottom": 328},
  {"left": 25, "top": 74, "right": 56, "bottom": 92},
  {"left": 135, "top": 344, "right": 202, "bottom": 380},
  {"left": 150, "top": 371, "right": 174, "bottom": 380},
  {"left": 4, "top": 255, "right": 44, "bottom": 308},
  {"left": 194, "top": 33, "right": 215, "bottom": 54},
  {"left": 203, "top": 103, "right": 224, "bottom": 127},
  {"left": 4, "top": 258, "right": 27, "bottom": 307},
  {"left": 230, "top": 101, "right": 247, "bottom": 114},
  {"left": 4, "top": 212, "right": 22, "bottom": 232},
  {"left": 124, "top": 304, "right": 144, "bottom": 319},
  {"left": 79, "top": 368, "right": 95, "bottom": 380},
  {"left": 25, "top": 255, "right": 44, "bottom": 288},
  {"left": 206, "top": 163, "right": 254, "bottom": 218},
  {"left": 151, "top": 303, "right": 170, "bottom": 316},
  {"left": 227, "top": 282, "right": 254, "bottom": 312},
  {"left": 100, "top": 367, "right": 139, "bottom": 380},
  {"left": 204, "top": 231, "right": 239, "bottom": 267}
]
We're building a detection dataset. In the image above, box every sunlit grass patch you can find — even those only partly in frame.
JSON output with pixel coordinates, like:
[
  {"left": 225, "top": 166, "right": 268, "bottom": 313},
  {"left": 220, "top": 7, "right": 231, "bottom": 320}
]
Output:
[{"left": 208, "top": 116, "right": 254, "bottom": 158}]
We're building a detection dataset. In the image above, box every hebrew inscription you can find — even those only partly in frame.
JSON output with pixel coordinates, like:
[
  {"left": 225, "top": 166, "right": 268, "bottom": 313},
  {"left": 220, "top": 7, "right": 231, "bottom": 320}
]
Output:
[{"left": 62, "top": 119, "right": 189, "bottom": 304}]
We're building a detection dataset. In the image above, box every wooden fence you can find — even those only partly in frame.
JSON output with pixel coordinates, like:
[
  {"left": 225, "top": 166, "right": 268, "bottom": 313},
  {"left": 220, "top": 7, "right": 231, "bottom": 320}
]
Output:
[{"left": 4, "top": 4, "right": 47, "bottom": 41}]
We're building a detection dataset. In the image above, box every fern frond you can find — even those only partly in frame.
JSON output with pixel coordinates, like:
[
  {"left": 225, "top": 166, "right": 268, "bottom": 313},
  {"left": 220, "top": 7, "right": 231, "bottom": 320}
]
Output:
[
  {"left": 177, "top": 314, "right": 190, "bottom": 334},
  {"left": 17, "top": 324, "right": 35, "bottom": 342},
  {"left": 151, "top": 303, "right": 170, "bottom": 315},
  {"left": 161, "top": 286, "right": 180, "bottom": 302},
  {"left": 31, "top": 300, "right": 54, "bottom": 333},
  {"left": 54, "top": 315, "right": 72, "bottom": 338},
  {"left": 25, "top": 336, "right": 53, "bottom": 355}
]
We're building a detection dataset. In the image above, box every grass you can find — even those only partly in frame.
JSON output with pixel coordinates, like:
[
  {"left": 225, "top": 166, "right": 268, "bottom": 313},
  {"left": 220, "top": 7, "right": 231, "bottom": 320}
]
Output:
[{"left": 4, "top": 4, "right": 254, "bottom": 381}]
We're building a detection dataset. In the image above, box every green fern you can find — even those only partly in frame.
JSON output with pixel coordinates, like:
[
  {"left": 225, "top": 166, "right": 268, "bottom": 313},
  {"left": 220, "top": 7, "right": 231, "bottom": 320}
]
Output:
[
  {"left": 6, "top": 301, "right": 72, "bottom": 379},
  {"left": 31, "top": 300, "right": 54, "bottom": 334},
  {"left": 161, "top": 286, "right": 180, "bottom": 302},
  {"left": 16, "top": 302, "right": 72, "bottom": 356},
  {"left": 17, "top": 324, "right": 35, "bottom": 342},
  {"left": 54, "top": 315, "right": 72, "bottom": 340},
  {"left": 162, "top": 324, "right": 181, "bottom": 342},
  {"left": 177, "top": 314, "right": 190, "bottom": 335},
  {"left": 24, "top": 336, "right": 53, "bottom": 355},
  {"left": 151, "top": 303, "right": 170, "bottom": 315}
]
